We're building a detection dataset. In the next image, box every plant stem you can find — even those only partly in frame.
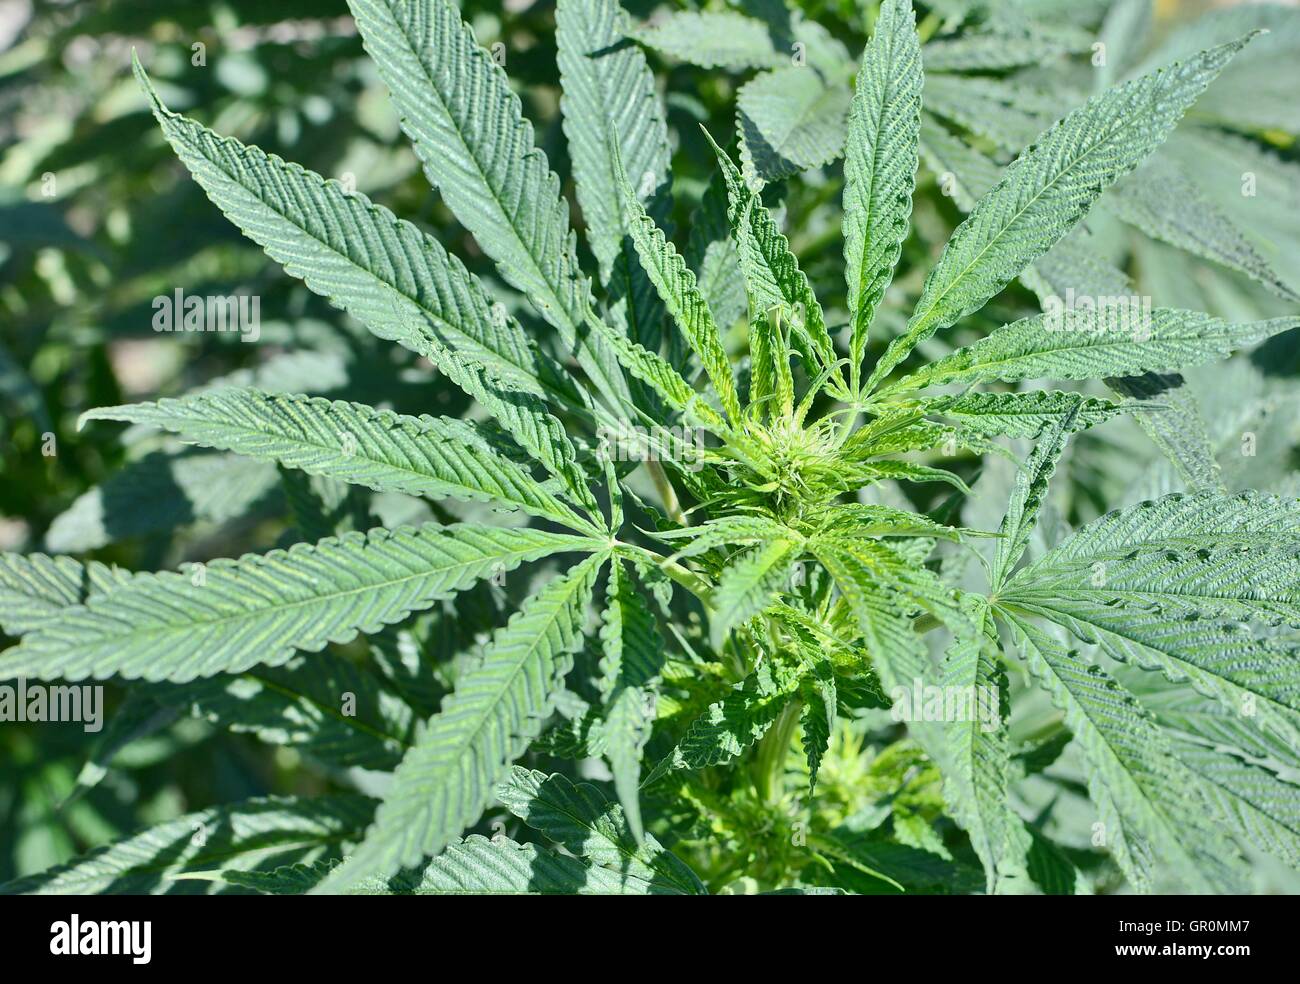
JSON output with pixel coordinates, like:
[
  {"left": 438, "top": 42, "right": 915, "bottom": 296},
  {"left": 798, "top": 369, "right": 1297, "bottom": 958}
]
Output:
[
  {"left": 646, "top": 459, "right": 688, "bottom": 526},
  {"left": 752, "top": 696, "right": 803, "bottom": 804}
]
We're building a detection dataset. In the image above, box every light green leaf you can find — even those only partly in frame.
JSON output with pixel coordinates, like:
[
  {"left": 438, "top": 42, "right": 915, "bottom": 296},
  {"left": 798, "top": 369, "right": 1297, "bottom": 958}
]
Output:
[
  {"left": 82, "top": 389, "right": 598, "bottom": 534},
  {"left": 1003, "top": 613, "right": 1247, "bottom": 893},
  {"left": 866, "top": 33, "right": 1257, "bottom": 392},
  {"left": 498, "top": 768, "right": 705, "bottom": 894},
  {"left": 844, "top": 0, "right": 922, "bottom": 390},
  {"left": 884, "top": 308, "right": 1298, "bottom": 395},
  {"left": 346, "top": 0, "right": 631, "bottom": 413},
  {"left": 0, "top": 524, "right": 598, "bottom": 682},
  {"left": 322, "top": 553, "right": 604, "bottom": 889}
]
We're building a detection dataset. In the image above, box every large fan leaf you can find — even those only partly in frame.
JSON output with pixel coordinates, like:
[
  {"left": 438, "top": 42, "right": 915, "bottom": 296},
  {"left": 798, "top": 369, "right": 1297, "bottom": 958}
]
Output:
[
  {"left": 865, "top": 33, "right": 1256, "bottom": 391},
  {"left": 347, "top": 0, "right": 631, "bottom": 413},
  {"left": 0, "top": 525, "right": 598, "bottom": 682},
  {"left": 82, "top": 389, "right": 598, "bottom": 534},
  {"left": 321, "top": 553, "right": 604, "bottom": 889},
  {"left": 134, "top": 59, "right": 597, "bottom": 511},
  {"left": 1003, "top": 613, "right": 1246, "bottom": 893},
  {"left": 882, "top": 308, "right": 1298, "bottom": 395}
]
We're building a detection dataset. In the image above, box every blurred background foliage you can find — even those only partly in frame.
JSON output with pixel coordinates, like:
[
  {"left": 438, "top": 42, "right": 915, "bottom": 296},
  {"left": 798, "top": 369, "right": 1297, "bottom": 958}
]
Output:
[{"left": 2, "top": 0, "right": 1297, "bottom": 892}]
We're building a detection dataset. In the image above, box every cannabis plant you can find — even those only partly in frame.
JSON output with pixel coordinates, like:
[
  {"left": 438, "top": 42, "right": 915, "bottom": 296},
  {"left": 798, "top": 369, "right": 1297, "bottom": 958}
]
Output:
[{"left": 3, "top": 0, "right": 1298, "bottom": 895}]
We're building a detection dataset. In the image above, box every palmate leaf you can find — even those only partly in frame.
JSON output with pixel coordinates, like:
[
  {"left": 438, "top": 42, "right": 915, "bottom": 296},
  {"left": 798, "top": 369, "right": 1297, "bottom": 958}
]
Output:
[
  {"left": 498, "top": 768, "right": 705, "bottom": 894},
  {"left": 555, "top": 0, "right": 670, "bottom": 351},
  {"left": 1108, "top": 156, "right": 1299, "bottom": 301},
  {"left": 1002, "top": 613, "right": 1247, "bottom": 893},
  {"left": 596, "top": 559, "right": 666, "bottom": 842},
  {"left": 703, "top": 131, "right": 844, "bottom": 396},
  {"left": 347, "top": 0, "right": 631, "bottom": 414},
  {"left": 736, "top": 65, "right": 852, "bottom": 187},
  {"left": 0, "top": 552, "right": 124, "bottom": 636},
  {"left": 629, "top": 11, "right": 788, "bottom": 71},
  {"left": 0, "top": 525, "right": 598, "bottom": 683},
  {"left": 905, "top": 391, "right": 1133, "bottom": 439},
  {"left": 233, "top": 834, "right": 687, "bottom": 895},
  {"left": 644, "top": 660, "right": 800, "bottom": 784},
  {"left": 0, "top": 795, "right": 373, "bottom": 895},
  {"left": 133, "top": 60, "right": 598, "bottom": 512},
  {"left": 939, "top": 597, "right": 1031, "bottom": 894},
  {"left": 618, "top": 160, "right": 741, "bottom": 423},
  {"left": 882, "top": 308, "right": 1299, "bottom": 395},
  {"left": 865, "top": 33, "right": 1257, "bottom": 392},
  {"left": 709, "top": 538, "right": 801, "bottom": 650},
  {"left": 1000, "top": 491, "right": 1300, "bottom": 751},
  {"left": 843, "top": 0, "right": 922, "bottom": 391},
  {"left": 82, "top": 389, "right": 598, "bottom": 535},
  {"left": 322, "top": 553, "right": 604, "bottom": 890}
]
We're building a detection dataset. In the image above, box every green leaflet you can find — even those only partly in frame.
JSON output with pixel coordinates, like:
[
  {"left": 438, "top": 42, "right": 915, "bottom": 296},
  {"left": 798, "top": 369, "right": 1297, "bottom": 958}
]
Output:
[
  {"left": 990, "top": 399, "right": 1080, "bottom": 590},
  {"left": 618, "top": 159, "right": 741, "bottom": 423},
  {"left": 1003, "top": 613, "right": 1247, "bottom": 893},
  {"left": 82, "top": 389, "right": 600, "bottom": 534},
  {"left": 346, "top": 0, "right": 632, "bottom": 415},
  {"left": 883, "top": 308, "right": 1299, "bottom": 395},
  {"left": 0, "top": 525, "right": 599, "bottom": 682},
  {"left": 321, "top": 553, "right": 604, "bottom": 889},
  {"left": 800, "top": 656, "right": 836, "bottom": 795},
  {"left": 498, "top": 768, "right": 705, "bottom": 894},
  {"left": 629, "top": 11, "right": 788, "bottom": 71},
  {"left": 904, "top": 391, "right": 1133, "bottom": 439},
  {"left": 737, "top": 64, "right": 852, "bottom": 187},
  {"left": 596, "top": 559, "right": 666, "bottom": 842},
  {"left": 844, "top": 0, "right": 922, "bottom": 391},
  {"left": 939, "top": 597, "right": 1031, "bottom": 894},
  {"left": 709, "top": 538, "right": 801, "bottom": 650},
  {"left": 865, "top": 33, "right": 1257, "bottom": 392},
  {"left": 133, "top": 59, "right": 598, "bottom": 513},
  {"left": 644, "top": 660, "right": 800, "bottom": 784},
  {"left": 555, "top": 0, "right": 670, "bottom": 351},
  {"left": 0, "top": 552, "right": 125, "bottom": 637},
  {"left": 703, "top": 131, "right": 844, "bottom": 397},
  {"left": 0, "top": 795, "right": 373, "bottom": 895}
]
